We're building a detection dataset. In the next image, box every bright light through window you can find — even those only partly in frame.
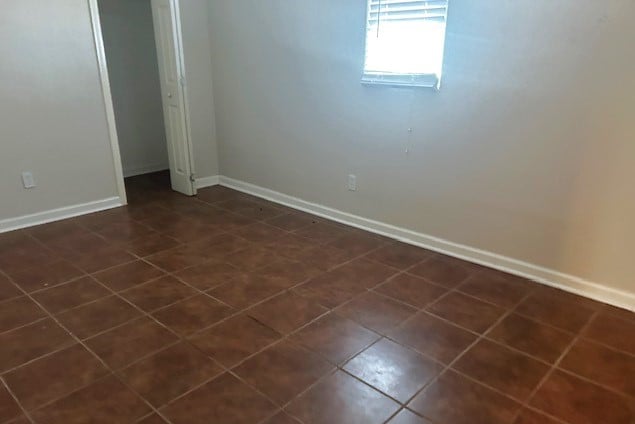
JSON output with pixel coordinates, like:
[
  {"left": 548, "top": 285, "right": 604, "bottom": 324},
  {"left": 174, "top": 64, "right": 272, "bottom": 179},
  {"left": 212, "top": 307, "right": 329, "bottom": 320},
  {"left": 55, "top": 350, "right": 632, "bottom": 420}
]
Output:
[{"left": 363, "top": 0, "right": 449, "bottom": 88}]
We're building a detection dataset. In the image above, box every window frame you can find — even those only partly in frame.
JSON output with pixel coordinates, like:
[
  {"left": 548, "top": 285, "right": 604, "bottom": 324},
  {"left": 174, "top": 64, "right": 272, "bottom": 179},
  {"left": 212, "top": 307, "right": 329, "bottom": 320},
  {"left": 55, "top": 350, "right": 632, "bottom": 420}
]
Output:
[{"left": 361, "top": 0, "right": 449, "bottom": 90}]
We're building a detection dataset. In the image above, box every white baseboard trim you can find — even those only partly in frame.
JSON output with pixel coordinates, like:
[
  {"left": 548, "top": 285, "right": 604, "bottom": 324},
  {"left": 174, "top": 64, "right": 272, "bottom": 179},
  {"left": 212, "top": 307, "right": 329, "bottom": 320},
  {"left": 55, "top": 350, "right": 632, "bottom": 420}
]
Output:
[
  {"left": 0, "top": 197, "right": 123, "bottom": 233},
  {"left": 219, "top": 176, "right": 635, "bottom": 311},
  {"left": 123, "top": 163, "right": 169, "bottom": 178},
  {"left": 195, "top": 175, "right": 220, "bottom": 189}
]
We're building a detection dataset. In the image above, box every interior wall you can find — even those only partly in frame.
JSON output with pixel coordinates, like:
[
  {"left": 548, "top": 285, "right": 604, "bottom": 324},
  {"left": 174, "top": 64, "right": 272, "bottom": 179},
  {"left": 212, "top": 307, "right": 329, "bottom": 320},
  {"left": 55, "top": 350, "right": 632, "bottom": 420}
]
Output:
[
  {"left": 98, "top": 0, "right": 169, "bottom": 178},
  {"left": 180, "top": 0, "right": 219, "bottom": 179},
  {"left": 207, "top": 0, "right": 635, "bottom": 295},
  {"left": 0, "top": 0, "right": 119, "bottom": 222},
  {"left": 98, "top": 0, "right": 219, "bottom": 180}
]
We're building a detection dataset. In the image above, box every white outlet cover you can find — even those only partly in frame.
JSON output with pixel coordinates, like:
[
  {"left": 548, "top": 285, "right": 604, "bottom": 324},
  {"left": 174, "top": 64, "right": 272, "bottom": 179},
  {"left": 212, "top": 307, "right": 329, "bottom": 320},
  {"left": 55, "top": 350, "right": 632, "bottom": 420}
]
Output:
[
  {"left": 21, "top": 172, "right": 36, "bottom": 189},
  {"left": 348, "top": 174, "right": 357, "bottom": 191}
]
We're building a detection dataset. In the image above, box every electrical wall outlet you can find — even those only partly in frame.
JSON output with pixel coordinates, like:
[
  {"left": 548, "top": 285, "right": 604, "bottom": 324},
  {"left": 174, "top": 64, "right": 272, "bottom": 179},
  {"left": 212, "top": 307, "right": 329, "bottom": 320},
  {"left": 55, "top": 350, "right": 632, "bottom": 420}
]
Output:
[
  {"left": 347, "top": 174, "right": 357, "bottom": 191},
  {"left": 21, "top": 171, "right": 36, "bottom": 189}
]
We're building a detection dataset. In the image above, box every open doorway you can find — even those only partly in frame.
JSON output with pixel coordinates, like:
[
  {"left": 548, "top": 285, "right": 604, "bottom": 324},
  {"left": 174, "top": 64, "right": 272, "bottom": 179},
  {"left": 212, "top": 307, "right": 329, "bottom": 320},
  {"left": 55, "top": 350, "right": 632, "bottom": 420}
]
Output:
[{"left": 89, "top": 0, "right": 196, "bottom": 205}]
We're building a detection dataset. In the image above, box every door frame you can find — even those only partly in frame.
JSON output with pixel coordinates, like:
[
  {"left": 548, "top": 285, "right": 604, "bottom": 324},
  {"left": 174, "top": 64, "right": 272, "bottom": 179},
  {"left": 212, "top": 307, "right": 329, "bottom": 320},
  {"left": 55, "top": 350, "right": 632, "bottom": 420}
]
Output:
[{"left": 88, "top": 0, "right": 196, "bottom": 204}]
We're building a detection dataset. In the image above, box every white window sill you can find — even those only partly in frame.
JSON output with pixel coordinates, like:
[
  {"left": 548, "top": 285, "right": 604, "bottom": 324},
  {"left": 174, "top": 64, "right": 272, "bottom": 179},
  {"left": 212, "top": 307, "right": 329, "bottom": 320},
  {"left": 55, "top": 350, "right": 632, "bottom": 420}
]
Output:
[
  {"left": 361, "top": 73, "right": 440, "bottom": 90},
  {"left": 361, "top": 79, "right": 439, "bottom": 89}
]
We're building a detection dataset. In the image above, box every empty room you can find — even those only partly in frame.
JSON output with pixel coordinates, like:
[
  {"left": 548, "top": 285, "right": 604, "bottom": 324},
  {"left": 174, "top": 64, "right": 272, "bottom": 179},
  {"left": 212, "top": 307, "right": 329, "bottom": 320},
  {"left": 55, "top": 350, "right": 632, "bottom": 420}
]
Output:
[{"left": 0, "top": 0, "right": 633, "bottom": 423}]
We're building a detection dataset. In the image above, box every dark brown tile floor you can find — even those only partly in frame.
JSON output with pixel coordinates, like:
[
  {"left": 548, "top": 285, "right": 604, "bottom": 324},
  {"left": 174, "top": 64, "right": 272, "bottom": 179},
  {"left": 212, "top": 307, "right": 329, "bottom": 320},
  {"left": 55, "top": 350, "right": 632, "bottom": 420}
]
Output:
[{"left": 0, "top": 171, "right": 634, "bottom": 423}]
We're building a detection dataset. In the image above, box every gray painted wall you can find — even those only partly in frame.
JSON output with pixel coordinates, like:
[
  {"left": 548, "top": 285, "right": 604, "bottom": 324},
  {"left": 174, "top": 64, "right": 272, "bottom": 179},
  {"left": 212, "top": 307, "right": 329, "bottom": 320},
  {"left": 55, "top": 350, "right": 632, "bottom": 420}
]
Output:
[
  {"left": 0, "top": 0, "right": 119, "bottom": 219},
  {"left": 207, "top": 0, "right": 635, "bottom": 294},
  {"left": 98, "top": 0, "right": 169, "bottom": 177}
]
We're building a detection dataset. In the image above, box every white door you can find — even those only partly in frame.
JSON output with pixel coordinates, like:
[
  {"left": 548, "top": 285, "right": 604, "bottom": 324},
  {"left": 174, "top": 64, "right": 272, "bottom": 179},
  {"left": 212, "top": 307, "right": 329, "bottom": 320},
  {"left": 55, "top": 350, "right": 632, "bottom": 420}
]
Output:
[{"left": 151, "top": 0, "right": 195, "bottom": 196}]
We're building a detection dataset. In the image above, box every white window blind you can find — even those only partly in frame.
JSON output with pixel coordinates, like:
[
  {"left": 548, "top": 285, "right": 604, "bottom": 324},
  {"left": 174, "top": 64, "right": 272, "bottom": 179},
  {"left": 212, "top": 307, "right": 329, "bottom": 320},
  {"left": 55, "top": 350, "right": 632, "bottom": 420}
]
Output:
[{"left": 363, "top": 0, "right": 449, "bottom": 88}]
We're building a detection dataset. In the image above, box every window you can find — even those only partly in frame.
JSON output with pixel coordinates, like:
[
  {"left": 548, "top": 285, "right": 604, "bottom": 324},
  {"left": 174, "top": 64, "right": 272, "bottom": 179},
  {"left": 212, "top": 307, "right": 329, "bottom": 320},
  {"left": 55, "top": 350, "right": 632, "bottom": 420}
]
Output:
[{"left": 362, "top": 0, "right": 449, "bottom": 88}]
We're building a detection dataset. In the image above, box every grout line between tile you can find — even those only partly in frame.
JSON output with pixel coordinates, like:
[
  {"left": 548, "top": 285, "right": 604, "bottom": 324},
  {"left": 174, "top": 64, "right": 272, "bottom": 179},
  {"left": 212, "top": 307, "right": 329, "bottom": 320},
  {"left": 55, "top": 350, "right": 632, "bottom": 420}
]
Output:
[
  {"left": 521, "top": 307, "right": 604, "bottom": 414},
  {"left": 3, "top": 241, "right": 625, "bottom": 424},
  {"left": 3, "top": 186, "right": 633, "bottom": 424},
  {"left": 394, "top": 288, "right": 537, "bottom": 422},
  {"left": 1, "top": 375, "right": 35, "bottom": 424},
  {"left": 0, "top": 269, "right": 177, "bottom": 424}
]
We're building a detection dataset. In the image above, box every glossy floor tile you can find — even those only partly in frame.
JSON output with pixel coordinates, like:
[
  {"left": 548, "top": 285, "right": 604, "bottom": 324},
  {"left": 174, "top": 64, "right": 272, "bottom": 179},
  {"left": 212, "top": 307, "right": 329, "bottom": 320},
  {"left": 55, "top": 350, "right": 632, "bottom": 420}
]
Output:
[
  {"left": 0, "top": 172, "right": 632, "bottom": 423},
  {"left": 285, "top": 370, "right": 400, "bottom": 424},
  {"left": 233, "top": 340, "right": 333, "bottom": 405},
  {"left": 408, "top": 370, "right": 521, "bottom": 424},
  {"left": 343, "top": 339, "right": 442, "bottom": 403}
]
